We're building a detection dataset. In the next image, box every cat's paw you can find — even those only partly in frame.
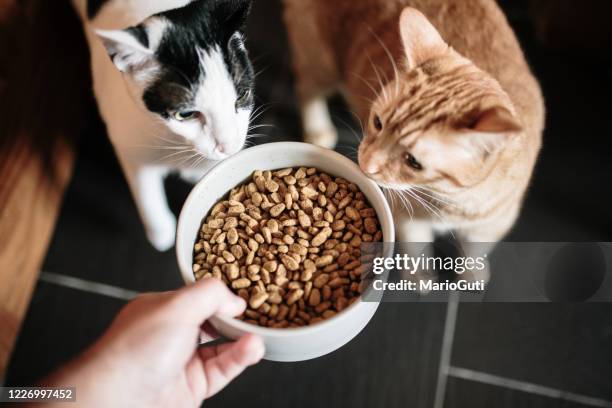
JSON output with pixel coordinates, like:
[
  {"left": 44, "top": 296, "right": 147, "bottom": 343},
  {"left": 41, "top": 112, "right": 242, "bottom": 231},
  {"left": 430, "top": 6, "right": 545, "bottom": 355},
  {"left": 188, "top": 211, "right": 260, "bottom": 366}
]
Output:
[
  {"left": 304, "top": 128, "right": 338, "bottom": 149},
  {"left": 146, "top": 215, "right": 177, "bottom": 252}
]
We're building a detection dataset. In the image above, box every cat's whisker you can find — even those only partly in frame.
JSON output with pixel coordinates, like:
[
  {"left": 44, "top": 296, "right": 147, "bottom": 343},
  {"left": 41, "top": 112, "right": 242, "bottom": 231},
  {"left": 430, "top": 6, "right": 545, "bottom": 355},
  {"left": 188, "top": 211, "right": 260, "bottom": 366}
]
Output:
[
  {"left": 367, "top": 26, "right": 401, "bottom": 97},
  {"left": 345, "top": 110, "right": 365, "bottom": 132},
  {"left": 394, "top": 189, "right": 412, "bottom": 219},
  {"left": 149, "top": 132, "right": 183, "bottom": 145},
  {"left": 168, "top": 61, "right": 196, "bottom": 92},
  {"left": 336, "top": 145, "right": 358, "bottom": 159},
  {"left": 367, "top": 48, "right": 392, "bottom": 92},
  {"left": 249, "top": 104, "right": 272, "bottom": 123},
  {"left": 176, "top": 151, "right": 202, "bottom": 168},
  {"left": 152, "top": 148, "right": 198, "bottom": 166},
  {"left": 252, "top": 65, "right": 269, "bottom": 80},
  {"left": 248, "top": 123, "right": 275, "bottom": 131},
  {"left": 383, "top": 188, "right": 394, "bottom": 211},
  {"left": 136, "top": 144, "right": 192, "bottom": 150},
  {"left": 180, "top": 153, "right": 198, "bottom": 169},
  {"left": 402, "top": 188, "right": 455, "bottom": 238},
  {"left": 246, "top": 133, "right": 269, "bottom": 139},
  {"left": 250, "top": 102, "right": 273, "bottom": 118},
  {"left": 357, "top": 95, "right": 378, "bottom": 106},
  {"left": 410, "top": 185, "right": 457, "bottom": 208},
  {"left": 331, "top": 114, "right": 362, "bottom": 144},
  {"left": 155, "top": 148, "right": 194, "bottom": 161},
  {"left": 367, "top": 55, "right": 389, "bottom": 102},
  {"left": 191, "top": 152, "right": 208, "bottom": 169},
  {"left": 402, "top": 190, "right": 415, "bottom": 219},
  {"left": 159, "top": 149, "right": 195, "bottom": 161},
  {"left": 392, "top": 187, "right": 413, "bottom": 219},
  {"left": 336, "top": 144, "right": 358, "bottom": 152},
  {"left": 190, "top": 154, "right": 207, "bottom": 169},
  {"left": 350, "top": 72, "right": 382, "bottom": 103}
]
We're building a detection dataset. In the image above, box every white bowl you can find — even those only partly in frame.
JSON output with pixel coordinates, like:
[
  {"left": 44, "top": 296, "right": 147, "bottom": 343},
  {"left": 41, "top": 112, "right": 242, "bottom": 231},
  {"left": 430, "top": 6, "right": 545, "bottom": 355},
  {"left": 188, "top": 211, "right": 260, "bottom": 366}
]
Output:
[{"left": 176, "top": 142, "right": 394, "bottom": 361}]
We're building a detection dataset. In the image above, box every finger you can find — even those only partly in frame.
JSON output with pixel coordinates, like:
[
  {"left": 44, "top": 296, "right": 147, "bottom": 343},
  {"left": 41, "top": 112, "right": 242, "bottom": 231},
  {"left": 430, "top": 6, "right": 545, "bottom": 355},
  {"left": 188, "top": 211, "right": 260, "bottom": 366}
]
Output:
[
  {"left": 201, "top": 334, "right": 265, "bottom": 398},
  {"left": 170, "top": 278, "right": 246, "bottom": 324},
  {"left": 198, "top": 341, "right": 234, "bottom": 361},
  {"left": 185, "top": 353, "right": 207, "bottom": 401}
]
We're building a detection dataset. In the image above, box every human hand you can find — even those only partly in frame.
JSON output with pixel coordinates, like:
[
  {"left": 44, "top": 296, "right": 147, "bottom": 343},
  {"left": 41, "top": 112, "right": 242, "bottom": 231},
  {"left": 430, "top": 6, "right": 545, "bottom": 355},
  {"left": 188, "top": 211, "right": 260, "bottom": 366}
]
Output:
[{"left": 44, "top": 278, "right": 264, "bottom": 408}]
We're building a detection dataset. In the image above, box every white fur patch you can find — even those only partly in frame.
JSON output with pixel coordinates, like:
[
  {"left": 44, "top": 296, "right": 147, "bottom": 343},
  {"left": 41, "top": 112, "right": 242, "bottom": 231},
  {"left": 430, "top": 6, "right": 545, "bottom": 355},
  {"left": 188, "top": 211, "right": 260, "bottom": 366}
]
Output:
[{"left": 143, "top": 17, "right": 168, "bottom": 50}]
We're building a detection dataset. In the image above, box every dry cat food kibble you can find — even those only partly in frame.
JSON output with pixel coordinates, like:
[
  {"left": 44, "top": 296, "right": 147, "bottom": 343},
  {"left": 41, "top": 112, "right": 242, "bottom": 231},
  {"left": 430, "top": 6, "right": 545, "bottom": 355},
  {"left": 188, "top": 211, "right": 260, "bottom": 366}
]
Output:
[{"left": 192, "top": 167, "right": 382, "bottom": 328}]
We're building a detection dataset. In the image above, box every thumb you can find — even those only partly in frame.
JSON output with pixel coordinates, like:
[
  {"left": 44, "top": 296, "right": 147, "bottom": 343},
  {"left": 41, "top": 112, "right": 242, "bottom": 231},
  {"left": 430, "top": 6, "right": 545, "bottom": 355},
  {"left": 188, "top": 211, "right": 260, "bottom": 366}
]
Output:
[{"left": 171, "top": 278, "right": 246, "bottom": 324}]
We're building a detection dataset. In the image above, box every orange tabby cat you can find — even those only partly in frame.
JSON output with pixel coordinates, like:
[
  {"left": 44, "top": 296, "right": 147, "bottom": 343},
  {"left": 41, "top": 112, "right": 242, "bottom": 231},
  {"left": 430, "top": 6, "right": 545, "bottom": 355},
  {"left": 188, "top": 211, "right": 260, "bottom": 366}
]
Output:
[{"left": 283, "top": 0, "right": 544, "bottom": 280}]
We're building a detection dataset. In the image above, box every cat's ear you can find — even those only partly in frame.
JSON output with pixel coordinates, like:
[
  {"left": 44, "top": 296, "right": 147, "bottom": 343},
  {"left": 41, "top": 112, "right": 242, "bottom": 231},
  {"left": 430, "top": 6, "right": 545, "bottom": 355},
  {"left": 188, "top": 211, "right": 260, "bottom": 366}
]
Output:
[
  {"left": 213, "top": 0, "right": 251, "bottom": 35},
  {"left": 399, "top": 7, "right": 448, "bottom": 69},
  {"left": 462, "top": 106, "right": 522, "bottom": 160},
  {"left": 95, "top": 27, "right": 153, "bottom": 73},
  {"left": 470, "top": 106, "right": 522, "bottom": 134}
]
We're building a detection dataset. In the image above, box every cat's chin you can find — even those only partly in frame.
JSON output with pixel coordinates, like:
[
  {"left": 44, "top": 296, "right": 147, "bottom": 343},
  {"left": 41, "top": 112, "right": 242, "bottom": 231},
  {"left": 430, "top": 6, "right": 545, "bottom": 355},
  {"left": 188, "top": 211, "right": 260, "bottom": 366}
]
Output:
[
  {"left": 369, "top": 180, "right": 404, "bottom": 190},
  {"left": 197, "top": 151, "right": 229, "bottom": 161}
]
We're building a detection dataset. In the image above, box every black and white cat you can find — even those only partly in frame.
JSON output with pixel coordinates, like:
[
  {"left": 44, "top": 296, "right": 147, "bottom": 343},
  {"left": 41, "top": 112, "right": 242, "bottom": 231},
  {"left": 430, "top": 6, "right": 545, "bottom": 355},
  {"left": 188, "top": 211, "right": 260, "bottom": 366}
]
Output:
[{"left": 72, "top": 0, "right": 255, "bottom": 250}]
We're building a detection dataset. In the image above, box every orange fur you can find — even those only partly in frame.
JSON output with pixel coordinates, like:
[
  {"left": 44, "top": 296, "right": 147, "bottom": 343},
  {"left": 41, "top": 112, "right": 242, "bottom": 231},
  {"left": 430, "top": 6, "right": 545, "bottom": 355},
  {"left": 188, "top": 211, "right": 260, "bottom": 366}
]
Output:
[{"left": 284, "top": 0, "right": 544, "bottom": 259}]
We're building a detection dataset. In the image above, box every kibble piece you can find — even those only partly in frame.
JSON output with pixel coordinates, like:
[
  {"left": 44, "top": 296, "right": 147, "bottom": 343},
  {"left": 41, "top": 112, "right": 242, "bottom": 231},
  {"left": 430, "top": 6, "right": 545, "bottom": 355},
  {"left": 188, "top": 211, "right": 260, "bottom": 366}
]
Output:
[
  {"left": 300, "top": 269, "right": 313, "bottom": 282},
  {"left": 265, "top": 179, "right": 279, "bottom": 193},
  {"left": 227, "top": 228, "right": 239, "bottom": 244},
  {"left": 322, "top": 310, "right": 336, "bottom": 319},
  {"left": 262, "top": 226, "right": 272, "bottom": 244},
  {"left": 298, "top": 210, "right": 311, "bottom": 228},
  {"left": 232, "top": 278, "right": 251, "bottom": 289},
  {"left": 308, "top": 288, "right": 321, "bottom": 306},
  {"left": 223, "top": 263, "right": 239, "bottom": 280},
  {"left": 208, "top": 219, "right": 224, "bottom": 229},
  {"left": 270, "top": 203, "right": 286, "bottom": 217},
  {"left": 249, "top": 292, "right": 269, "bottom": 309},
  {"left": 315, "top": 255, "right": 333, "bottom": 267},
  {"left": 313, "top": 273, "right": 330, "bottom": 288},
  {"left": 311, "top": 230, "right": 330, "bottom": 247},
  {"left": 329, "top": 277, "right": 350, "bottom": 288},
  {"left": 345, "top": 206, "right": 360, "bottom": 221},
  {"left": 286, "top": 289, "right": 304, "bottom": 305},
  {"left": 281, "top": 254, "right": 300, "bottom": 271},
  {"left": 268, "top": 291, "right": 283, "bottom": 304},
  {"left": 364, "top": 218, "right": 378, "bottom": 234}
]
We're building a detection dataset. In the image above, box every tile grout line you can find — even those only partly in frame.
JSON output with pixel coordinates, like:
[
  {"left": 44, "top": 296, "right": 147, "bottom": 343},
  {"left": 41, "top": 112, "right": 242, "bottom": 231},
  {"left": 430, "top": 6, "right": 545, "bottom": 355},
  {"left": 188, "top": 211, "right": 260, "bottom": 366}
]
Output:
[
  {"left": 40, "top": 272, "right": 140, "bottom": 301},
  {"left": 448, "top": 366, "right": 612, "bottom": 408},
  {"left": 433, "top": 291, "right": 460, "bottom": 408}
]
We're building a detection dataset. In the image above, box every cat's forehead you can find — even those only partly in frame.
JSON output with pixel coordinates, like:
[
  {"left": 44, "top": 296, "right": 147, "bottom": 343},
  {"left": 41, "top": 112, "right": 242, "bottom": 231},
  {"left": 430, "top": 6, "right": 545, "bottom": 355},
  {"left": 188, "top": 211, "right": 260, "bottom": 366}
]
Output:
[
  {"left": 149, "top": 22, "right": 215, "bottom": 85},
  {"left": 141, "top": 30, "right": 252, "bottom": 117},
  {"left": 381, "top": 63, "right": 495, "bottom": 136}
]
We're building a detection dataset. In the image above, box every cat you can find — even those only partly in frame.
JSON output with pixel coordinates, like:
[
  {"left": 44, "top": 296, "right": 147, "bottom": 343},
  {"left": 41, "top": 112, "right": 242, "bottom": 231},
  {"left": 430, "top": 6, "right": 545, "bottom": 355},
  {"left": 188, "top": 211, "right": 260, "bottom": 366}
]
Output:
[
  {"left": 72, "top": 0, "right": 255, "bottom": 251},
  {"left": 283, "top": 0, "right": 544, "bottom": 281}
]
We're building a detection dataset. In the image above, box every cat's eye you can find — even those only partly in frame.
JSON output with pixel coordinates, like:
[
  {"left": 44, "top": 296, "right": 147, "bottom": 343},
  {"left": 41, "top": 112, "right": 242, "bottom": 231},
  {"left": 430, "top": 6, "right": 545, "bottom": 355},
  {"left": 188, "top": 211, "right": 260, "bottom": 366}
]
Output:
[
  {"left": 235, "top": 89, "right": 252, "bottom": 110},
  {"left": 373, "top": 115, "right": 383, "bottom": 131},
  {"left": 405, "top": 153, "right": 423, "bottom": 170},
  {"left": 174, "top": 111, "right": 198, "bottom": 121}
]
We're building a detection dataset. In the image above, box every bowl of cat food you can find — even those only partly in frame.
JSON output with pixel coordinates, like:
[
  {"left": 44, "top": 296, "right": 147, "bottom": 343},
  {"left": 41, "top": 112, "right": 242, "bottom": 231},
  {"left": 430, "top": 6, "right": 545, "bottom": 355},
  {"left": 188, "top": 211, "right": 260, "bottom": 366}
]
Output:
[{"left": 176, "top": 142, "right": 394, "bottom": 361}]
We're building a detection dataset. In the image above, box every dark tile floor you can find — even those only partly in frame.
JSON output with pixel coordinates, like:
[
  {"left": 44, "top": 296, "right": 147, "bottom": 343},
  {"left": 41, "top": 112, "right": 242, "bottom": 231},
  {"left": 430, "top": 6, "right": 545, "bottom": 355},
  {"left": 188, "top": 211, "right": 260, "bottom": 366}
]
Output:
[
  {"left": 444, "top": 377, "right": 595, "bottom": 408},
  {"left": 452, "top": 304, "right": 612, "bottom": 401},
  {"left": 5, "top": 1, "right": 612, "bottom": 407}
]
